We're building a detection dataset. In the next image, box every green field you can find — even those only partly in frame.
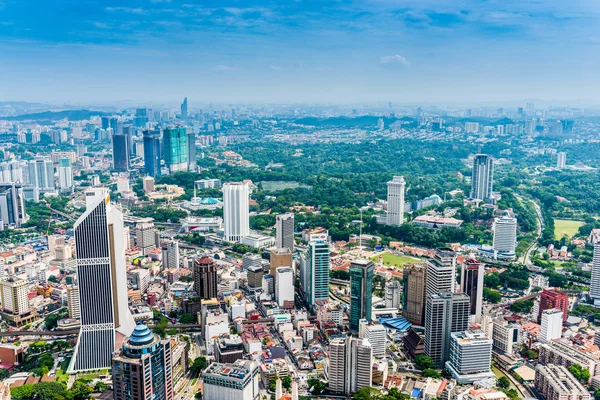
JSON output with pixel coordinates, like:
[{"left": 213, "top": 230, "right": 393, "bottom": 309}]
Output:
[
  {"left": 554, "top": 219, "right": 585, "bottom": 239},
  {"left": 370, "top": 252, "right": 421, "bottom": 268}
]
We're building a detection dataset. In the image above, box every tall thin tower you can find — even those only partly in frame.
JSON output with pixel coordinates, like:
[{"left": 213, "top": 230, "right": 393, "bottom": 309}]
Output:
[
  {"left": 470, "top": 154, "right": 493, "bottom": 201},
  {"left": 69, "top": 188, "right": 135, "bottom": 372},
  {"left": 223, "top": 182, "right": 250, "bottom": 242},
  {"left": 386, "top": 176, "right": 406, "bottom": 226}
]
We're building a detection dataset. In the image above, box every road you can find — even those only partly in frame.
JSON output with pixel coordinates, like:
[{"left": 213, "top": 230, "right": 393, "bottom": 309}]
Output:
[{"left": 518, "top": 198, "right": 544, "bottom": 266}]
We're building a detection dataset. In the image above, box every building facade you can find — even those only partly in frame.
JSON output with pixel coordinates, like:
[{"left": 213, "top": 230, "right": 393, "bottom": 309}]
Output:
[
  {"left": 202, "top": 360, "right": 260, "bottom": 400},
  {"left": 386, "top": 176, "right": 406, "bottom": 226},
  {"left": 460, "top": 257, "right": 484, "bottom": 322},
  {"left": 445, "top": 330, "right": 494, "bottom": 384},
  {"left": 535, "top": 364, "right": 590, "bottom": 400},
  {"left": 402, "top": 263, "right": 427, "bottom": 326},
  {"left": 193, "top": 257, "right": 218, "bottom": 300},
  {"left": 163, "top": 127, "right": 189, "bottom": 173},
  {"left": 222, "top": 182, "right": 250, "bottom": 242},
  {"left": 305, "top": 240, "right": 330, "bottom": 308},
  {"left": 540, "top": 308, "right": 563, "bottom": 343},
  {"left": 328, "top": 336, "right": 373, "bottom": 396},
  {"left": 275, "top": 213, "right": 295, "bottom": 251},
  {"left": 143, "top": 130, "right": 161, "bottom": 177},
  {"left": 492, "top": 216, "right": 518, "bottom": 258},
  {"left": 470, "top": 154, "right": 493, "bottom": 201},
  {"left": 425, "top": 248, "right": 457, "bottom": 296},
  {"left": 349, "top": 259, "right": 374, "bottom": 332}
]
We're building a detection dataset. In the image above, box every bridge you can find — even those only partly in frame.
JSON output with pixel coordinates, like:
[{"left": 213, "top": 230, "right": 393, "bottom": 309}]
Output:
[
  {"left": 486, "top": 289, "right": 582, "bottom": 311},
  {"left": 0, "top": 329, "right": 80, "bottom": 337}
]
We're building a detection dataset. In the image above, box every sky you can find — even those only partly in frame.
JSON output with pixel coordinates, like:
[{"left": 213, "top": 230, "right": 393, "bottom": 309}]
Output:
[{"left": 1, "top": 0, "right": 600, "bottom": 105}]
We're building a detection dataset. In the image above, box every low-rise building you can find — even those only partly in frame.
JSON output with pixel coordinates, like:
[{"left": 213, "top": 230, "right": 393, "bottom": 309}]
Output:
[{"left": 535, "top": 364, "right": 590, "bottom": 400}]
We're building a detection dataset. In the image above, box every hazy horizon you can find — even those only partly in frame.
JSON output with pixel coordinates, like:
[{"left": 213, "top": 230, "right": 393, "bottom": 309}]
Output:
[{"left": 2, "top": 0, "right": 600, "bottom": 104}]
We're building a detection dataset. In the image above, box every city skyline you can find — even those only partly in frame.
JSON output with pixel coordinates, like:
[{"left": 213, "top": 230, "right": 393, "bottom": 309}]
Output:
[{"left": 2, "top": 0, "right": 600, "bottom": 103}]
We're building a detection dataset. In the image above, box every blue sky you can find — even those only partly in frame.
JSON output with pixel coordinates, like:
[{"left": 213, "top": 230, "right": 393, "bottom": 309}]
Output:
[{"left": 1, "top": 0, "right": 599, "bottom": 104}]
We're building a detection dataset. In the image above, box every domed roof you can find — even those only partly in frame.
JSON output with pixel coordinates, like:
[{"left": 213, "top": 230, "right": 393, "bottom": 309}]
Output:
[
  {"left": 200, "top": 197, "right": 218, "bottom": 204},
  {"left": 128, "top": 323, "right": 155, "bottom": 346}
]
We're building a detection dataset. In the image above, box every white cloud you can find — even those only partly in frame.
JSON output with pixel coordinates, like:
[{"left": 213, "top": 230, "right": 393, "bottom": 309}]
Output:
[
  {"left": 214, "top": 65, "right": 236, "bottom": 71},
  {"left": 270, "top": 65, "right": 282, "bottom": 71},
  {"left": 380, "top": 54, "right": 409, "bottom": 66}
]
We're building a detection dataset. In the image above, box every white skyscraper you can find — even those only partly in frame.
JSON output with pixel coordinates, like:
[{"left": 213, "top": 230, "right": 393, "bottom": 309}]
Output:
[
  {"left": 25, "top": 157, "right": 55, "bottom": 190},
  {"left": 328, "top": 336, "right": 373, "bottom": 395},
  {"left": 557, "top": 152, "right": 566, "bottom": 169},
  {"left": 223, "top": 182, "right": 249, "bottom": 242},
  {"left": 385, "top": 280, "right": 401, "bottom": 309},
  {"left": 540, "top": 308, "right": 563, "bottom": 343},
  {"left": 591, "top": 243, "right": 600, "bottom": 300},
  {"left": 386, "top": 176, "right": 406, "bottom": 226},
  {"left": 426, "top": 248, "right": 457, "bottom": 296},
  {"left": 359, "top": 320, "right": 387, "bottom": 356},
  {"left": 58, "top": 158, "right": 73, "bottom": 193},
  {"left": 470, "top": 154, "right": 493, "bottom": 201},
  {"left": 275, "top": 267, "right": 294, "bottom": 307},
  {"left": 69, "top": 188, "right": 135, "bottom": 372},
  {"left": 493, "top": 216, "right": 518, "bottom": 257},
  {"left": 445, "top": 330, "right": 494, "bottom": 384},
  {"left": 275, "top": 213, "right": 294, "bottom": 251}
]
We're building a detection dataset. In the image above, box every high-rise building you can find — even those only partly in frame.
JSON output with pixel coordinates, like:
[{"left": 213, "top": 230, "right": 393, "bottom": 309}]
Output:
[
  {"left": 163, "top": 127, "right": 189, "bottom": 173},
  {"left": 26, "top": 157, "right": 54, "bottom": 190},
  {"left": 161, "top": 240, "right": 179, "bottom": 270},
  {"left": 424, "top": 292, "right": 470, "bottom": 368},
  {"left": 187, "top": 130, "right": 196, "bottom": 171},
  {"left": 0, "top": 160, "right": 23, "bottom": 183},
  {"left": 403, "top": 263, "right": 427, "bottom": 326},
  {"left": 0, "top": 277, "right": 30, "bottom": 316},
  {"left": 58, "top": 158, "right": 73, "bottom": 193},
  {"left": 535, "top": 364, "right": 590, "bottom": 400},
  {"left": 385, "top": 280, "right": 401, "bottom": 309},
  {"left": 349, "top": 259, "right": 374, "bottom": 332},
  {"left": 538, "top": 288, "right": 569, "bottom": 323},
  {"left": 130, "top": 269, "right": 150, "bottom": 294},
  {"left": 492, "top": 318, "right": 520, "bottom": 355},
  {"left": 222, "top": 182, "right": 249, "bottom": 242},
  {"left": 460, "top": 256, "right": 484, "bottom": 322},
  {"left": 305, "top": 240, "right": 330, "bottom": 308},
  {"left": 328, "top": 336, "right": 373, "bottom": 395},
  {"left": 591, "top": 243, "right": 600, "bottom": 300},
  {"left": 143, "top": 130, "right": 161, "bottom": 177},
  {"left": 540, "top": 308, "right": 563, "bottom": 343},
  {"left": 386, "top": 176, "right": 406, "bottom": 226},
  {"left": 192, "top": 256, "right": 218, "bottom": 300},
  {"left": 246, "top": 265, "right": 263, "bottom": 290},
  {"left": 135, "top": 222, "right": 156, "bottom": 255},
  {"left": 425, "top": 248, "right": 456, "bottom": 296},
  {"left": 202, "top": 360, "right": 259, "bottom": 400},
  {"left": 69, "top": 188, "right": 136, "bottom": 372},
  {"left": 269, "top": 248, "right": 292, "bottom": 281},
  {"left": 135, "top": 108, "right": 149, "bottom": 127},
  {"left": 242, "top": 253, "right": 262, "bottom": 271},
  {"left": 180, "top": 97, "right": 188, "bottom": 124},
  {"left": 359, "top": 320, "right": 387, "bottom": 356},
  {"left": 493, "top": 216, "right": 518, "bottom": 258},
  {"left": 67, "top": 285, "right": 80, "bottom": 319},
  {"left": 445, "top": 330, "right": 494, "bottom": 384},
  {"left": 275, "top": 213, "right": 295, "bottom": 251},
  {"left": 112, "top": 324, "right": 173, "bottom": 400},
  {"left": 557, "top": 152, "right": 567, "bottom": 169},
  {"left": 112, "top": 133, "right": 130, "bottom": 172},
  {"left": 275, "top": 267, "right": 294, "bottom": 307},
  {"left": 0, "top": 183, "right": 28, "bottom": 228},
  {"left": 470, "top": 154, "right": 493, "bottom": 202}
]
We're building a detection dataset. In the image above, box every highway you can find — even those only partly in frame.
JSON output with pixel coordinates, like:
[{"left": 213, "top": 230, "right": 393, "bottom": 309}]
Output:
[{"left": 518, "top": 198, "right": 544, "bottom": 266}]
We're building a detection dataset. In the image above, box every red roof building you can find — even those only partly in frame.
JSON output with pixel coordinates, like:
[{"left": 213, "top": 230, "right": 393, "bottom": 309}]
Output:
[{"left": 538, "top": 288, "right": 569, "bottom": 323}]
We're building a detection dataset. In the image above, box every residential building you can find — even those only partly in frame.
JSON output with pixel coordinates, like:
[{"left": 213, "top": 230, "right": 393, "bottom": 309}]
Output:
[
  {"left": 470, "top": 154, "right": 493, "bottom": 201},
  {"left": 424, "top": 292, "right": 470, "bottom": 368},
  {"left": 143, "top": 130, "right": 161, "bottom": 177},
  {"left": 460, "top": 256, "right": 484, "bottom": 322},
  {"left": 493, "top": 216, "right": 517, "bottom": 258},
  {"left": 540, "top": 308, "right": 563, "bottom": 343},
  {"left": 163, "top": 127, "right": 189, "bottom": 173},
  {"left": 222, "top": 182, "right": 249, "bottom": 242},
  {"left": 350, "top": 259, "right": 374, "bottom": 332},
  {"left": 130, "top": 269, "right": 150, "bottom": 294},
  {"left": 425, "top": 248, "right": 456, "bottom": 296},
  {"left": 385, "top": 280, "right": 401, "bottom": 309},
  {"left": 386, "top": 176, "right": 406, "bottom": 226},
  {"left": 403, "top": 263, "right": 427, "bottom": 326},
  {"left": 275, "top": 267, "right": 294, "bottom": 308},
  {"left": 192, "top": 257, "right": 218, "bottom": 300},
  {"left": 25, "top": 157, "right": 54, "bottom": 190},
  {"left": 538, "top": 340, "right": 599, "bottom": 380},
  {"left": 112, "top": 324, "right": 174, "bottom": 400},
  {"left": 359, "top": 320, "right": 387, "bottom": 356},
  {"left": 69, "top": 188, "right": 136, "bottom": 372},
  {"left": 275, "top": 213, "right": 295, "bottom": 251},
  {"left": 202, "top": 360, "right": 260, "bottom": 400},
  {"left": 445, "top": 330, "right": 494, "bottom": 384},
  {"left": 67, "top": 285, "right": 80, "bottom": 319},
  {"left": 535, "top": 364, "right": 590, "bottom": 400},
  {"left": 538, "top": 288, "right": 569, "bottom": 323},
  {"left": 328, "top": 336, "right": 373, "bottom": 395},
  {"left": 135, "top": 222, "right": 156, "bottom": 255},
  {"left": 0, "top": 183, "right": 28, "bottom": 228},
  {"left": 304, "top": 240, "right": 330, "bottom": 308},
  {"left": 58, "top": 158, "right": 73, "bottom": 193},
  {"left": 0, "top": 277, "right": 33, "bottom": 326}
]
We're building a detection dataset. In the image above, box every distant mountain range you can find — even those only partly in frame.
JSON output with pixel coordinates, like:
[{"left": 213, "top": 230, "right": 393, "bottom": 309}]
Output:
[{"left": 4, "top": 109, "right": 108, "bottom": 122}]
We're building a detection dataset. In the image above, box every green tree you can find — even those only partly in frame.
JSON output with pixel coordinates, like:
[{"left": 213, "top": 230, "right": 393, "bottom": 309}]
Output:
[
  {"left": 190, "top": 357, "right": 207, "bottom": 373},
  {"left": 568, "top": 363, "right": 590, "bottom": 383},
  {"left": 422, "top": 369, "right": 441, "bottom": 378},
  {"left": 307, "top": 378, "right": 326, "bottom": 395},
  {"left": 10, "top": 384, "right": 36, "bottom": 400},
  {"left": 353, "top": 387, "right": 381, "bottom": 400},
  {"left": 414, "top": 354, "right": 435, "bottom": 370},
  {"left": 497, "top": 376, "right": 510, "bottom": 389},
  {"left": 72, "top": 380, "right": 93, "bottom": 400},
  {"left": 510, "top": 300, "right": 534, "bottom": 314},
  {"left": 281, "top": 376, "right": 292, "bottom": 390},
  {"left": 483, "top": 288, "right": 502, "bottom": 304},
  {"left": 179, "top": 314, "right": 196, "bottom": 324}
]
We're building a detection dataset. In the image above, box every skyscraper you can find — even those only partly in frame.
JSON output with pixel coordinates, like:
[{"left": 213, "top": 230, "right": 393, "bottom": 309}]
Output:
[
  {"left": 0, "top": 183, "right": 28, "bottom": 228},
  {"left": 445, "top": 330, "right": 494, "bottom": 384},
  {"left": 386, "top": 176, "right": 406, "bottom": 226},
  {"left": 425, "top": 248, "right": 457, "bottom": 296},
  {"left": 180, "top": 97, "right": 188, "bottom": 124},
  {"left": 163, "top": 127, "right": 189, "bottom": 173},
  {"left": 557, "top": 152, "right": 567, "bottom": 169},
  {"left": 492, "top": 216, "right": 518, "bottom": 258},
  {"left": 112, "top": 324, "right": 174, "bottom": 400},
  {"left": 58, "top": 158, "right": 73, "bottom": 193},
  {"left": 69, "top": 188, "right": 136, "bottom": 372},
  {"left": 0, "top": 277, "right": 32, "bottom": 326},
  {"left": 424, "top": 292, "right": 470, "bottom": 368},
  {"left": 350, "top": 259, "right": 374, "bottom": 332},
  {"left": 161, "top": 240, "right": 179, "bottom": 270},
  {"left": 112, "top": 133, "right": 130, "bottom": 172},
  {"left": 187, "top": 130, "right": 196, "bottom": 171},
  {"left": 385, "top": 280, "right": 401, "bottom": 309},
  {"left": 591, "top": 243, "right": 600, "bottom": 300},
  {"left": 275, "top": 213, "right": 295, "bottom": 251},
  {"left": 540, "top": 309, "right": 563, "bottom": 343},
  {"left": 269, "top": 248, "right": 292, "bottom": 287},
  {"left": 538, "top": 288, "right": 569, "bottom": 323},
  {"left": 223, "top": 182, "right": 249, "bottom": 242},
  {"left": 143, "top": 130, "right": 161, "bottom": 177},
  {"left": 402, "top": 263, "right": 427, "bottom": 326},
  {"left": 460, "top": 256, "right": 484, "bottom": 322},
  {"left": 328, "top": 336, "right": 373, "bottom": 395},
  {"left": 305, "top": 239, "right": 330, "bottom": 308},
  {"left": 470, "top": 154, "right": 493, "bottom": 201},
  {"left": 192, "top": 256, "right": 218, "bottom": 300},
  {"left": 26, "top": 157, "right": 54, "bottom": 190},
  {"left": 275, "top": 267, "right": 294, "bottom": 308}
]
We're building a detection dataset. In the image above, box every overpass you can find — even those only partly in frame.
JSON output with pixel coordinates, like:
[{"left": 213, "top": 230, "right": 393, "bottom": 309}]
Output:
[
  {"left": 486, "top": 289, "right": 582, "bottom": 311},
  {"left": 0, "top": 329, "right": 80, "bottom": 337}
]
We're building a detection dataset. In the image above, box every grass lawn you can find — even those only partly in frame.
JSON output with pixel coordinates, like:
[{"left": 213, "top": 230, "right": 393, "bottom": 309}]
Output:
[
  {"left": 554, "top": 219, "right": 585, "bottom": 239},
  {"left": 370, "top": 252, "right": 421, "bottom": 268}
]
